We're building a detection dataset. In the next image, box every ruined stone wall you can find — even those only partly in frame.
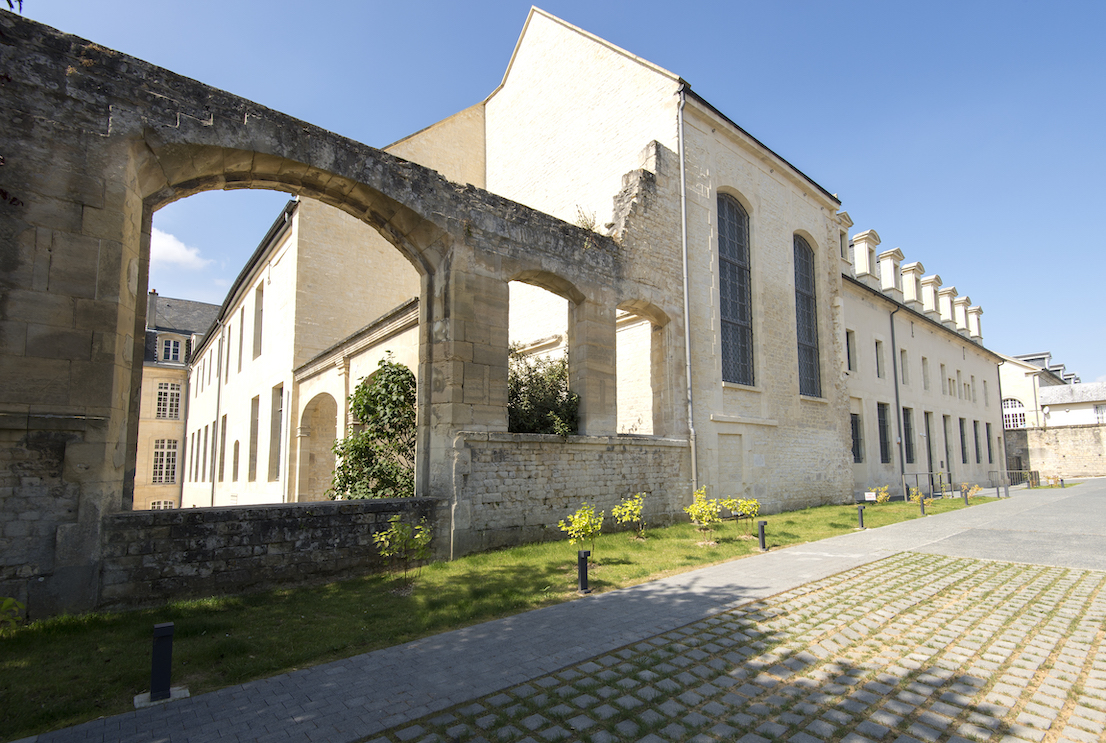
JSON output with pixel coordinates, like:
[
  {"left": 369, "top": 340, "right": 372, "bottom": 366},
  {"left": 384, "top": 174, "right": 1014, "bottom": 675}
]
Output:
[
  {"left": 98, "top": 498, "right": 436, "bottom": 611},
  {"left": 1027, "top": 425, "right": 1106, "bottom": 478},
  {"left": 449, "top": 432, "right": 691, "bottom": 555}
]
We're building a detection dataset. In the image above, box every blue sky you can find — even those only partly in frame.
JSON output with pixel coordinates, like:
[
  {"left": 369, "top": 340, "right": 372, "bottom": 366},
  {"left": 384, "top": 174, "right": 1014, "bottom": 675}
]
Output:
[{"left": 24, "top": 1, "right": 1106, "bottom": 382}]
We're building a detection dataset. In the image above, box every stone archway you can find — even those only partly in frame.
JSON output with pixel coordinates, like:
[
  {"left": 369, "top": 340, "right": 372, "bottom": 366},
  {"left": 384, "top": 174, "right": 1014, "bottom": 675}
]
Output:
[{"left": 296, "top": 393, "right": 338, "bottom": 502}]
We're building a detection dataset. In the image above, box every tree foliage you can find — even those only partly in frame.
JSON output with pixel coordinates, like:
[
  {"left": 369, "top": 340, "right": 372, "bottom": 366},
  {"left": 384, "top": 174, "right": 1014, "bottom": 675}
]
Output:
[
  {"left": 508, "top": 349, "right": 579, "bottom": 436},
  {"left": 328, "top": 355, "right": 416, "bottom": 499}
]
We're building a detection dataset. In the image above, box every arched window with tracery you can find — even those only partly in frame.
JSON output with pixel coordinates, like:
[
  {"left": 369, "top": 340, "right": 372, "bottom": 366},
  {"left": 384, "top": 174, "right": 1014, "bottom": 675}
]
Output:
[
  {"left": 1002, "top": 398, "right": 1026, "bottom": 429},
  {"left": 718, "top": 194, "right": 753, "bottom": 385},
  {"left": 794, "top": 234, "right": 820, "bottom": 397}
]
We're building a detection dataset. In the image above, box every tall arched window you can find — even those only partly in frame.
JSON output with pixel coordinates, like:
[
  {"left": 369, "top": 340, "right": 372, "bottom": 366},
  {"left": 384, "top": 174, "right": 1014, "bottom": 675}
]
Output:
[
  {"left": 793, "top": 234, "right": 821, "bottom": 397},
  {"left": 718, "top": 194, "right": 753, "bottom": 385}
]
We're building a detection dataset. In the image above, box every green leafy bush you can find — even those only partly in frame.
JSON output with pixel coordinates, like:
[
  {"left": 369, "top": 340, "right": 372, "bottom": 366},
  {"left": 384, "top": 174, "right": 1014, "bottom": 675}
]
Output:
[
  {"left": 0, "top": 596, "right": 25, "bottom": 632},
  {"left": 684, "top": 487, "right": 721, "bottom": 531},
  {"left": 558, "top": 502, "right": 604, "bottom": 553},
  {"left": 508, "top": 349, "right": 579, "bottom": 436},
  {"left": 373, "top": 514, "right": 432, "bottom": 584},
  {"left": 329, "top": 354, "right": 416, "bottom": 499},
  {"left": 612, "top": 492, "right": 647, "bottom": 538},
  {"left": 722, "top": 497, "right": 760, "bottom": 532}
]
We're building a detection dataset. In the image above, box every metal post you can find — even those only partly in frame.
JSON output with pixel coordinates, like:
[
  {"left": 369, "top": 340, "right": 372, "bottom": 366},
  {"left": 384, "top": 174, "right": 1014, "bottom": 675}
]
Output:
[
  {"left": 1004, "top": 484, "right": 1010, "bottom": 499},
  {"left": 962, "top": 488, "right": 969, "bottom": 506},
  {"left": 757, "top": 520, "right": 767, "bottom": 551},
  {"left": 995, "top": 486, "right": 1001, "bottom": 499},
  {"left": 1060, "top": 478, "right": 1065, "bottom": 488},
  {"left": 920, "top": 497, "right": 926, "bottom": 516},
  {"left": 857, "top": 505, "right": 865, "bottom": 529},
  {"left": 150, "top": 622, "right": 174, "bottom": 702},
  {"left": 577, "top": 550, "right": 591, "bottom": 594}
]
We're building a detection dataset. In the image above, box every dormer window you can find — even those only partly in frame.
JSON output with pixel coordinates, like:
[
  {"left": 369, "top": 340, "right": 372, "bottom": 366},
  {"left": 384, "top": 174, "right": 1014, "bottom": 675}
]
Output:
[{"left": 162, "top": 338, "right": 180, "bottom": 362}]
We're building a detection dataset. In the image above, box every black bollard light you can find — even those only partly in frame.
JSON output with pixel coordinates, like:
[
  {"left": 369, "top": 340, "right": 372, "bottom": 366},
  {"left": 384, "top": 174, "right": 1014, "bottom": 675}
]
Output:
[
  {"left": 962, "top": 488, "right": 969, "bottom": 506},
  {"left": 920, "top": 497, "right": 926, "bottom": 516},
  {"left": 150, "top": 622, "right": 174, "bottom": 702},
  {"left": 1004, "top": 484, "right": 1010, "bottom": 499},
  {"left": 857, "top": 505, "right": 865, "bottom": 529},
  {"left": 995, "top": 486, "right": 1001, "bottom": 499},
  {"left": 757, "top": 520, "right": 767, "bottom": 551},
  {"left": 577, "top": 550, "right": 591, "bottom": 594},
  {"left": 1060, "top": 479, "right": 1065, "bottom": 489}
]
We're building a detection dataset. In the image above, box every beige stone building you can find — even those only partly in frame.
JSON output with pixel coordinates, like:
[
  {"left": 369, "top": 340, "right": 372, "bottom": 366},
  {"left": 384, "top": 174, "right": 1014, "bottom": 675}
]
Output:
[
  {"left": 178, "top": 8, "right": 1007, "bottom": 514},
  {"left": 133, "top": 292, "right": 219, "bottom": 510}
]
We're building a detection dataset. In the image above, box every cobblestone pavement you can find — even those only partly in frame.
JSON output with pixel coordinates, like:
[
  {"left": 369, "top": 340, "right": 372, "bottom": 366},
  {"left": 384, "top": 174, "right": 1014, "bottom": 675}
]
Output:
[{"left": 365, "top": 553, "right": 1106, "bottom": 743}]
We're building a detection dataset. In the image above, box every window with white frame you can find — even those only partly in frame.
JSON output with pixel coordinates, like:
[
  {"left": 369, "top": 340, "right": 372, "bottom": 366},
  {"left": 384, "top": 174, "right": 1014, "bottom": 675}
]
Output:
[
  {"left": 161, "top": 338, "right": 180, "bottom": 362},
  {"left": 1096, "top": 405, "right": 1106, "bottom": 424},
  {"left": 155, "top": 382, "right": 181, "bottom": 419},
  {"left": 151, "top": 439, "right": 178, "bottom": 484},
  {"left": 150, "top": 500, "right": 175, "bottom": 510},
  {"left": 1002, "top": 398, "right": 1026, "bottom": 429}
]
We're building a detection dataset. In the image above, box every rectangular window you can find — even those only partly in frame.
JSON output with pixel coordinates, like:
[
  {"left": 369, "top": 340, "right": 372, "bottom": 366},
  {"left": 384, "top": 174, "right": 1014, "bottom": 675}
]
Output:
[
  {"left": 151, "top": 439, "right": 178, "bottom": 484},
  {"left": 225, "top": 328, "right": 232, "bottom": 382},
  {"left": 922, "top": 357, "right": 930, "bottom": 391},
  {"left": 210, "top": 419, "right": 218, "bottom": 481},
  {"left": 237, "top": 308, "right": 245, "bottom": 373},
  {"left": 924, "top": 412, "right": 935, "bottom": 473},
  {"left": 252, "top": 284, "right": 264, "bottom": 359},
  {"left": 986, "top": 422, "right": 994, "bottom": 463},
  {"left": 900, "top": 349, "right": 909, "bottom": 385},
  {"left": 189, "top": 432, "right": 196, "bottom": 481},
  {"left": 875, "top": 341, "right": 885, "bottom": 379},
  {"left": 971, "top": 376, "right": 977, "bottom": 403},
  {"left": 162, "top": 339, "right": 180, "bottom": 362},
  {"left": 269, "top": 384, "right": 283, "bottom": 481},
  {"left": 1097, "top": 405, "right": 1106, "bottom": 424},
  {"left": 218, "top": 415, "right": 227, "bottom": 482},
  {"left": 248, "top": 395, "right": 260, "bottom": 482},
  {"left": 201, "top": 425, "right": 209, "bottom": 482},
  {"left": 794, "top": 235, "right": 821, "bottom": 397},
  {"left": 959, "top": 418, "right": 968, "bottom": 464},
  {"left": 846, "top": 330, "right": 856, "bottom": 372},
  {"left": 155, "top": 382, "right": 181, "bottom": 419},
  {"left": 877, "top": 403, "right": 892, "bottom": 464},
  {"left": 973, "top": 420, "right": 981, "bottom": 464},
  {"left": 718, "top": 195, "right": 753, "bottom": 386},
  {"left": 940, "top": 364, "right": 947, "bottom": 395},
  {"left": 902, "top": 407, "right": 915, "bottom": 464},
  {"left": 232, "top": 440, "right": 240, "bottom": 482},
  {"left": 957, "top": 370, "right": 963, "bottom": 399},
  {"left": 984, "top": 380, "right": 989, "bottom": 407},
  {"left": 851, "top": 413, "right": 863, "bottom": 463}
]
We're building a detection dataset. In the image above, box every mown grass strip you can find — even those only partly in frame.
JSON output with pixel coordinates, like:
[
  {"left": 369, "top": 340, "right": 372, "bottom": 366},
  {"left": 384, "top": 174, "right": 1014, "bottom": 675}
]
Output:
[{"left": 0, "top": 496, "right": 986, "bottom": 740}]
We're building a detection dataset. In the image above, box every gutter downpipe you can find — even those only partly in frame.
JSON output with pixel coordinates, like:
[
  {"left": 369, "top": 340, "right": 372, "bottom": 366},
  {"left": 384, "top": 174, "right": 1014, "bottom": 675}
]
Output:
[
  {"left": 678, "top": 84, "right": 699, "bottom": 492},
  {"left": 889, "top": 307, "right": 906, "bottom": 498}
]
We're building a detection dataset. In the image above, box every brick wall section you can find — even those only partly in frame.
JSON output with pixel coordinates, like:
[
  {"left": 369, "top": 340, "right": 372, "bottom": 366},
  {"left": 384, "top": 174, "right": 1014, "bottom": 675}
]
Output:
[
  {"left": 1027, "top": 424, "right": 1106, "bottom": 478},
  {"left": 98, "top": 498, "right": 436, "bottom": 611},
  {"left": 450, "top": 433, "right": 691, "bottom": 554}
]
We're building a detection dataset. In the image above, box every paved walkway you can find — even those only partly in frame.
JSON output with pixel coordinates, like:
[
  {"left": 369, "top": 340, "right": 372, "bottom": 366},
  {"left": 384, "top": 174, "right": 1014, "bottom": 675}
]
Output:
[{"left": 24, "top": 480, "right": 1106, "bottom": 743}]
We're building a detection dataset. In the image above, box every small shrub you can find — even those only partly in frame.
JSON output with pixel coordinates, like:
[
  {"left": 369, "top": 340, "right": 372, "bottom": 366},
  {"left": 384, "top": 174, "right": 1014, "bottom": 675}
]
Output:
[
  {"left": 962, "top": 482, "right": 983, "bottom": 499},
  {"left": 873, "top": 485, "right": 890, "bottom": 505},
  {"left": 721, "top": 497, "right": 760, "bottom": 532},
  {"left": 559, "top": 502, "right": 605, "bottom": 553},
  {"left": 908, "top": 487, "right": 933, "bottom": 507},
  {"left": 612, "top": 492, "right": 647, "bottom": 538},
  {"left": 684, "top": 487, "right": 721, "bottom": 532},
  {"left": 0, "top": 597, "right": 25, "bottom": 632},
  {"left": 373, "top": 514, "right": 432, "bottom": 584}
]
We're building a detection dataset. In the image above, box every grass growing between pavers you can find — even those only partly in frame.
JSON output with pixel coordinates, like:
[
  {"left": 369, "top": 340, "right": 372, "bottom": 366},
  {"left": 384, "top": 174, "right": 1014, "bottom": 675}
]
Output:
[{"left": 0, "top": 496, "right": 989, "bottom": 740}]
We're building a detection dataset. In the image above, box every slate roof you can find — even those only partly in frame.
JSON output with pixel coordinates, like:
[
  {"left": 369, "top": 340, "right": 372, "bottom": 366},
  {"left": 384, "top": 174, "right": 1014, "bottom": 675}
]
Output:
[
  {"left": 1039, "top": 382, "right": 1106, "bottom": 406},
  {"left": 146, "top": 292, "right": 220, "bottom": 335}
]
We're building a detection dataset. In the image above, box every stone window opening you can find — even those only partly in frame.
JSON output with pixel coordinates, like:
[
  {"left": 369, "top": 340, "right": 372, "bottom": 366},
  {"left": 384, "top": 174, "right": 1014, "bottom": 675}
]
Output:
[
  {"left": 615, "top": 300, "right": 671, "bottom": 437},
  {"left": 151, "top": 439, "right": 178, "bottom": 484},
  {"left": 793, "top": 234, "right": 821, "bottom": 398},
  {"left": 1002, "top": 398, "right": 1026, "bottom": 429},
  {"left": 156, "top": 382, "right": 181, "bottom": 419},
  {"left": 717, "top": 193, "right": 753, "bottom": 386}
]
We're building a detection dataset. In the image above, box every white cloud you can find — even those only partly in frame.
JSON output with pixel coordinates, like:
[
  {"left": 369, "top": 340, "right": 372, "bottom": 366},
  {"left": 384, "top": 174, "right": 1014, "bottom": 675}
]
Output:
[{"left": 150, "top": 228, "right": 213, "bottom": 270}]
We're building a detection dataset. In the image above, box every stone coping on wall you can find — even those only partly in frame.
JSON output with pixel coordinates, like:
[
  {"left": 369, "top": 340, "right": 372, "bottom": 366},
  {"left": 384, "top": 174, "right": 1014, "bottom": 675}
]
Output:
[{"left": 455, "top": 431, "right": 690, "bottom": 447}]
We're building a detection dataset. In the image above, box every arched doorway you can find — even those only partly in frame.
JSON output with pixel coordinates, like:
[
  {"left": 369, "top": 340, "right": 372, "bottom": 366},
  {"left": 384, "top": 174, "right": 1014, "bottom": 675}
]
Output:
[{"left": 297, "top": 393, "right": 338, "bottom": 502}]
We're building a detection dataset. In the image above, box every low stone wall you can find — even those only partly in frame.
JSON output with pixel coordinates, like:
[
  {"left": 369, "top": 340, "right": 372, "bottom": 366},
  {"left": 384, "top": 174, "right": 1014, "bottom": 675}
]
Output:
[
  {"left": 99, "top": 498, "right": 436, "bottom": 610},
  {"left": 1028, "top": 424, "right": 1106, "bottom": 478},
  {"left": 449, "top": 433, "right": 692, "bottom": 555}
]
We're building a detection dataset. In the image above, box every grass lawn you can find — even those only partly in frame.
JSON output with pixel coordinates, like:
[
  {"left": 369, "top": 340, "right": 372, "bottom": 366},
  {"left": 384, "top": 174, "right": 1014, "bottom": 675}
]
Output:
[{"left": 0, "top": 496, "right": 989, "bottom": 740}]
